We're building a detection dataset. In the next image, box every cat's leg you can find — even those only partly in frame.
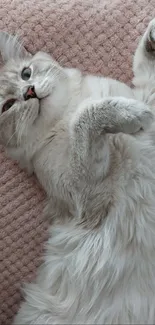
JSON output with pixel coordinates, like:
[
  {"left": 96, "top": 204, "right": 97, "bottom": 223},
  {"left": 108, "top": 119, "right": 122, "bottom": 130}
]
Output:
[
  {"left": 133, "top": 18, "right": 155, "bottom": 84},
  {"left": 70, "top": 97, "right": 152, "bottom": 169},
  {"left": 69, "top": 97, "right": 152, "bottom": 228}
]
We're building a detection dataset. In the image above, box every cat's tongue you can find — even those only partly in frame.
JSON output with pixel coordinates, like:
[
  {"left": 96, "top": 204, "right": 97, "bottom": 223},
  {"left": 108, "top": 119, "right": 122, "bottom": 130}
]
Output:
[
  {"left": 25, "top": 86, "right": 37, "bottom": 100},
  {"left": 27, "top": 88, "right": 34, "bottom": 97}
]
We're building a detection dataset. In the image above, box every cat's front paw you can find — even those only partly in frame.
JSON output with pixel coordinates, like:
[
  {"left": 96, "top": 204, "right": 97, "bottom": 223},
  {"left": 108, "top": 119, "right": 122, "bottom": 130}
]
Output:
[
  {"left": 145, "top": 18, "right": 155, "bottom": 52},
  {"left": 130, "top": 102, "right": 153, "bottom": 132},
  {"left": 111, "top": 98, "right": 153, "bottom": 134}
]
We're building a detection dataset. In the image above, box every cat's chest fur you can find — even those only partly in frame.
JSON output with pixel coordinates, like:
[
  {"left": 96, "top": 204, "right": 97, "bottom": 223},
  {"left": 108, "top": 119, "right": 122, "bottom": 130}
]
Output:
[
  {"left": 39, "top": 67, "right": 155, "bottom": 121},
  {"left": 10, "top": 67, "right": 155, "bottom": 224},
  {"left": 64, "top": 68, "right": 135, "bottom": 105},
  {"left": 30, "top": 68, "right": 155, "bottom": 209}
]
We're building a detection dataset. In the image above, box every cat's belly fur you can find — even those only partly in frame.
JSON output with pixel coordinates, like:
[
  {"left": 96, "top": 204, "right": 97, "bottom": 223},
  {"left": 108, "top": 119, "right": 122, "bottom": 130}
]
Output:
[
  {"left": 83, "top": 74, "right": 135, "bottom": 99},
  {"left": 15, "top": 138, "right": 155, "bottom": 324},
  {"left": 15, "top": 127, "right": 155, "bottom": 324},
  {"left": 65, "top": 68, "right": 135, "bottom": 103}
]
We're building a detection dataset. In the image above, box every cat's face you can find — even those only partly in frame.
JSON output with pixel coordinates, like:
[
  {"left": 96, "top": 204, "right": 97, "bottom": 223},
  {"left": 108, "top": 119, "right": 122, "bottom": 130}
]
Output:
[{"left": 0, "top": 32, "right": 64, "bottom": 147}]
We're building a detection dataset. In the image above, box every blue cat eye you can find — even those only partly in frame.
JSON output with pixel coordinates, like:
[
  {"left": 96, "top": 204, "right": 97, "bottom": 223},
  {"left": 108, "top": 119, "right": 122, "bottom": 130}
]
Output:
[
  {"left": 21, "top": 67, "right": 31, "bottom": 81},
  {"left": 2, "top": 98, "right": 16, "bottom": 114}
]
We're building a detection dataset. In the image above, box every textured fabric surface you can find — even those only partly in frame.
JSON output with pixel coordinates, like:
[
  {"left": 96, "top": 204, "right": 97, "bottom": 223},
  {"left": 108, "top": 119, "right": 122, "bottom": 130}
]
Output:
[{"left": 0, "top": 0, "right": 155, "bottom": 324}]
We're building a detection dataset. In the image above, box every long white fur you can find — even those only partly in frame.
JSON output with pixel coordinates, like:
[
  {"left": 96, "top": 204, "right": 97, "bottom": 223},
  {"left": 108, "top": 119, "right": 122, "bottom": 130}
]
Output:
[{"left": 0, "top": 20, "right": 155, "bottom": 325}]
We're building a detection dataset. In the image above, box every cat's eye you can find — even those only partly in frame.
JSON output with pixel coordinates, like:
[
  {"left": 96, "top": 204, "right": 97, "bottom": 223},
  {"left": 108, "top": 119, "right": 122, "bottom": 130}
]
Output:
[
  {"left": 21, "top": 67, "right": 31, "bottom": 81},
  {"left": 2, "top": 99, "right": 16, "bottom": 113}
]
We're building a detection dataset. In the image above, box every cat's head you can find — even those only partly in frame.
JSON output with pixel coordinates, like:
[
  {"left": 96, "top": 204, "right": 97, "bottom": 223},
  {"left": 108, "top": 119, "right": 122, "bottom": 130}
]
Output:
[{"left": 0, "top": 32, "right": 65, "bottom": 148}]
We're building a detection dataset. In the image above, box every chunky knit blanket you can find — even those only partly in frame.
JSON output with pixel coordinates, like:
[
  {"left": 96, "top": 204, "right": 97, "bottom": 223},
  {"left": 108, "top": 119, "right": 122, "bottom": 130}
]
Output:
[{"left": 0, "top": 0, "right": 154, "bottom": 323}]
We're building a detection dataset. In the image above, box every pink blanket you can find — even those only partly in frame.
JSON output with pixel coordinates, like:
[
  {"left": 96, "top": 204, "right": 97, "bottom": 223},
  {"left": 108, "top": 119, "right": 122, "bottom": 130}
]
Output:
[{"left": 0, "top": 0, "right": 154, "bottom": 323}]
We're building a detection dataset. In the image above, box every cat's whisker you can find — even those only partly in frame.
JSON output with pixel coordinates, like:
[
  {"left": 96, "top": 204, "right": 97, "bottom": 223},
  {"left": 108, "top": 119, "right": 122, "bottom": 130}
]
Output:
[
  {"left": 16, "top": 111, "right": 28, "bottom": 146},
  {"left": 18, "top": 118, "right": 28, "bottom": 144},
  {"left": 6, "top": 128, "right": 18, "bottom": 147},
  {"left": 55, "top": 54, "right": 65, "bottom": 66}
]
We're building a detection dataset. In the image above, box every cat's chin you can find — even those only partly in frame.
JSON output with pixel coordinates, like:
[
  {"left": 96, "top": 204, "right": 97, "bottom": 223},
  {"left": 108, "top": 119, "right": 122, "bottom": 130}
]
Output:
[
  {"left": 39, "top": 95, "right": 51, "bottom": 110},
  {"left": 26, "top": 97, "right": 41, "bottom": 120}
]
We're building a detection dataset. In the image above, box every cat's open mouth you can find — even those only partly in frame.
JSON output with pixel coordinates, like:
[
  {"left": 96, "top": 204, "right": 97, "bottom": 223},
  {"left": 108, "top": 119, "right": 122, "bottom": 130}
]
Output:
[
  {"left": 1, "top": 98, "right": 16, "bottom": 114},
  {"left": 1, "top": 97, "right": 41, "bottom": 116}
]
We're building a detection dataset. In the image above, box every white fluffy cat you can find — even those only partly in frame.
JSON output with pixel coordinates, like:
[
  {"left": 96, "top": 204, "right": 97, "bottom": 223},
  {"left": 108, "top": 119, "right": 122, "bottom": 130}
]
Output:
[{"left": 0, "top": 19, "right": 155, "bottom": 325}]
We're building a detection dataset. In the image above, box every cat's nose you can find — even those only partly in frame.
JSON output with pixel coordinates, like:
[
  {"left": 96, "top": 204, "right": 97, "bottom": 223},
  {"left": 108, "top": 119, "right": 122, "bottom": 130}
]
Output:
[{"left": 24, "top": 86, "right": 36, "bottom": 101}]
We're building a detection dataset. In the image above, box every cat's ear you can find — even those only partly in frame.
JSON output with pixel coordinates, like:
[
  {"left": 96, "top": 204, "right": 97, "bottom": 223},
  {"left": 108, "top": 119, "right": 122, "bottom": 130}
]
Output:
[{"left": 0, "top": 31, "right": 31, "bottom": 62}]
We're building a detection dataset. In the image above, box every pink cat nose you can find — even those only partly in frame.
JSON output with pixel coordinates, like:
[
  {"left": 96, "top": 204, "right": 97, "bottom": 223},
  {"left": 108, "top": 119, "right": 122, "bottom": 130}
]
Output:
[{"left": 24, "top": 86, "right": 36, "bottom": 101}]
